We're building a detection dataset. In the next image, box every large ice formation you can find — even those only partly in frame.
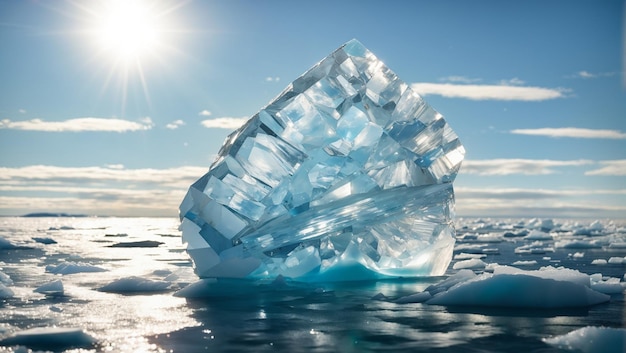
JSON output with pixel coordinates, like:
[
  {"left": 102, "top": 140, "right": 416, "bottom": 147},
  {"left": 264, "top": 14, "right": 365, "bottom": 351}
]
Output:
[{"left": 180, "top": 39, "right": 464, "bottom": 281}]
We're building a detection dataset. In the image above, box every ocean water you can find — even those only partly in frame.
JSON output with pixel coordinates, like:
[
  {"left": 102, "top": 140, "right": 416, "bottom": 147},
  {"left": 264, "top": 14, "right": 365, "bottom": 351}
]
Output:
[{"left": 0, "top": 216, "right": 624, "bottom": 352}]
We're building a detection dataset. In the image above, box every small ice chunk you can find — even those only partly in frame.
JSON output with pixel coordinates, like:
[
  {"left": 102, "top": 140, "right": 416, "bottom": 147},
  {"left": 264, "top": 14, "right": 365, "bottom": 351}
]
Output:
[
  {"left": 524, "top": 230, "right": 552, "bottom": 240},
  {"left": 571, "top": 252, "right": 585, "bottom": 258},
  {"left": 512, "top": 260, "right": 537, "bottom": 266},
  {"left": 453, "top": 253, "right": 486, "bottom": 260},
  {"left": 608, "top": 257, "right": 624, "bottom": 265},
  {"left": 543, "top": 326, "right": 626, "bottom": 353},
  {"left": 34, "top": 279, "right": 64, "bottom": 295},
  {"left": 591, "top": 259, "right": 608, "bottom": 265},
  {"left": 452, "top": 258, "right": 486, "bottom": 270},
  {"left": 173, "top": 278, "right": 218, "bottom": 298},
  {"left": 108, "top": 240, "right": 164, "bottom": 248},
  {"left": 555, "top": 240, "right": 601, "bottom": 249},
  {"left": 395, "top": 291, "right": 432, "bottom": 304},
  {"left": 99, "top": 276, "right": 171, "bottom": 293},
  {"left": 0, "top": 270, "right": 13, "bottom": 286},
  {"left": 590, "top": 278, "right": 625, "bottom": 294},
  {"left": 32, "top": 237, "right": 57, "bottom": 244},
  {"left": 46, "top": 261, "right": 107, "bottom": 275},
  {"left": 0, "top": 327, "right": 96, "bottom": 351},
  {"left": 0, "top": 236, "right": 18, "bottom": 249},
  {"left": 0, "top": 283, "right": 14, "bottom": 299},
  {"left": 371, "top": 292, "right": 387, "bottom": 300}
]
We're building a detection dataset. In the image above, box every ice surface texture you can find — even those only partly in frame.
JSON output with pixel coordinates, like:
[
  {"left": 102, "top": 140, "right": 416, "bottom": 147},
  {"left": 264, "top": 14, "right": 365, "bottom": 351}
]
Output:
[{"left": 179, "top": 39, "right": 464, "bottom": 281}]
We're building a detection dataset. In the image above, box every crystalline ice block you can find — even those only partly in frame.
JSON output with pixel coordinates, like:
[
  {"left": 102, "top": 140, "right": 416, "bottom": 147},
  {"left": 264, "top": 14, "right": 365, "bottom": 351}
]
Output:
[{"left": 180, "top": 39, "right": 464, "bottom": 281}]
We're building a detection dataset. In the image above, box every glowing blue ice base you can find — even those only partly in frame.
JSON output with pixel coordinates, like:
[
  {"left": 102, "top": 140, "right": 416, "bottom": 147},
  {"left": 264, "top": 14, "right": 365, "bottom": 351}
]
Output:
[{"left": 180, "top": 39, "right": 464, "bottom": 281}]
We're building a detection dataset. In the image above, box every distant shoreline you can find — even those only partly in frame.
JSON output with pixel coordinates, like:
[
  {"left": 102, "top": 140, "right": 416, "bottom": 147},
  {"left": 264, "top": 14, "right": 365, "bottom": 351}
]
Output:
[{"left": 20, "top": 212, "right": 89, "bottom": 218}]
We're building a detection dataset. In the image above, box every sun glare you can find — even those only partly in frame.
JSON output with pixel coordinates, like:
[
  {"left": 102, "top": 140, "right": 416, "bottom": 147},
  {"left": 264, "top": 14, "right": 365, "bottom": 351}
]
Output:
[
  {"left": 94, "top": 0, "right": 163, "bottom": 63},
  {"left": 70, "top": 0, "right": 186, "bottom": 111}
]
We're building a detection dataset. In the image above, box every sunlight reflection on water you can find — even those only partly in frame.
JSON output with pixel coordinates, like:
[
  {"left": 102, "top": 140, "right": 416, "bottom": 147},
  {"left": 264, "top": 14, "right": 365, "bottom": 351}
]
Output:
[{"left": 0, "top": 217, "right": 624, "bottom": 352}]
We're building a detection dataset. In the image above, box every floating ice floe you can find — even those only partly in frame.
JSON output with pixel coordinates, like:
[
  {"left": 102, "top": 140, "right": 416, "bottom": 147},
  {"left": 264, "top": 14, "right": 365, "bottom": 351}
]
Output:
[
  {"left": 452, "top": 258, "right": 486, "bottom": 270},
  {"left": 0, "top": 327, "right": 96, "bottom": 351},
  {"left": 543, "top": 326, "right": 626, "bottom": 353},
  {"left": 32, "top": 237, "right": 57, "bottom": 245},
  {"left": 523, "top": 230, "right": 553, "bottom": 241},
  {"left": 179, "top": 39, "right": 464, "bottom": 281},
  {"left": 0, "top": 283, "right": 14, "bottom": 299},
  {"left": 45, "top": 261, "right": 107, "bottom": 275},
  {"left": 34, "top": 279, "right": 64, "bottom": 296},
  {"left": 99, "top": 276, "right": 171, "bottom": 293},
  {"left": 397, "top": 265, "right": 611, "bottom": 308},
  {"left": 511, "top": 260, "right": 537, "bottom": 266},
  {"left": 108, "top": 240, "right": 164, "bottom": 248},
  {"left": 555, "top": 240, "right": 602, "bottom": 249}
]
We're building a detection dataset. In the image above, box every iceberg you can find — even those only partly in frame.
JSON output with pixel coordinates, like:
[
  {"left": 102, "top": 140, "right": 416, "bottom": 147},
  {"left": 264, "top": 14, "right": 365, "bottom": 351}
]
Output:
[{"left": 179, "top": 39, "right": 464, "bottom": 281}]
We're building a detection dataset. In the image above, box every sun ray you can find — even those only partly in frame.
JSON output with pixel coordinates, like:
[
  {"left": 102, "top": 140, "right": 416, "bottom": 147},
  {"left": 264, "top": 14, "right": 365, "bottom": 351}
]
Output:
[{"left": 67, "top": 0, "right": 185, "bottom": 113}]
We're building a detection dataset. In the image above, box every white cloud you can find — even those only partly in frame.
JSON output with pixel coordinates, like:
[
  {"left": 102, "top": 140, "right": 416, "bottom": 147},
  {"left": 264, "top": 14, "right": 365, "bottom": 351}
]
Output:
[
  {"left": 0, "top": 165, "right": 210, "bottom": 217},
  {"left": 0, "top": 117, "right": 153, "bottom": 132},
  {"left": 265, "top": 76, "right": 280, "bottom": 82},
  {"left": 201, "top": 117, "right": 248, "bottom": 129},
  {"left": 198, "top": 110, "right": 212, "bottom": 116},
  {"left": 510, "top": 127, "right": 626, "bottom": 139},
  {"left": 569, "top": 70, "right": 617, "bottom": 79},
  {"left": 166, "top": 119, "right": 185, "bottom": 129},
  {"left": 462, "top": 159, "right": 593, "bottom": 175},
  {"left": 18, "top": 109, "right": 26, "bottom": 114},
  {"left": 411, "top": 83, "right": 568, "bottom": 101},
  {"left": 0, "top": 165, "right": 206, "bottom": 188},
  {"left": 105, "top": 164, "right": 125, "bottom": 170},
  {"left": 439, "top": 76, "right": 482, "bottom": 84},
  {"left": 585, "top": 160, "right": 626, "bottom": 176},
  {"left": 498, "top": 77, "right": 525, "bottom": 86}
]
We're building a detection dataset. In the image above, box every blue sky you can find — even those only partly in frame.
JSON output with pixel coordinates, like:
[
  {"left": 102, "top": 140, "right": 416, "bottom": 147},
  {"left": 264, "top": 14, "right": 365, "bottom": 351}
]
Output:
[{"left": 0, "top": 0, "right": 624, "bottom": 218}]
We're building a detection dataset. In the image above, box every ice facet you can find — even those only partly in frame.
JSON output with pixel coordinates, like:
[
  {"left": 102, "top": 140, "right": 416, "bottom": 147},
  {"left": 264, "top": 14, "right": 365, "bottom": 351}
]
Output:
[{"left": 180, "top": 39, "right": 464, "bottom": 281}]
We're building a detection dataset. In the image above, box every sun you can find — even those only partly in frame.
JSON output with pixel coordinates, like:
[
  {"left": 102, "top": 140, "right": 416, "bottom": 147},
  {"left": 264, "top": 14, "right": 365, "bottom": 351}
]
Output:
[
  {"left": 93, "top": 0, "right": 164, "bottom": 64},
  {"left": 69, "top": 0, "right": 185, "bottom": 110}
]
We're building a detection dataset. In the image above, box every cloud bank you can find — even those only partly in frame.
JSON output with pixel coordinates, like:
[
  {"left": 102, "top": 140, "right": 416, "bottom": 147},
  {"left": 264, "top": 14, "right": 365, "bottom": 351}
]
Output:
[
  {"left": 0, "top": 117, "right": 153, "bottom": 132},
  {"left": 201, "top": 117, "right": 248, "bottom": 129},
  {"left": 411, "top": 83, "right": 567, "bottom": 101},
  {"left": 462, "top": 159, "right": 593, "bottom": 175},
  {"left": 510, "top": 127, "right": 626, "bottom": 139}
]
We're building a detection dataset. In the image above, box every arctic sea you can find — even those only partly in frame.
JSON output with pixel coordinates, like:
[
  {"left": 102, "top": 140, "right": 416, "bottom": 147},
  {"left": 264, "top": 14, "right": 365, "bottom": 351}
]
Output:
[{"left": 0, "top": 216, "right": 624, "bottom": 353}]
